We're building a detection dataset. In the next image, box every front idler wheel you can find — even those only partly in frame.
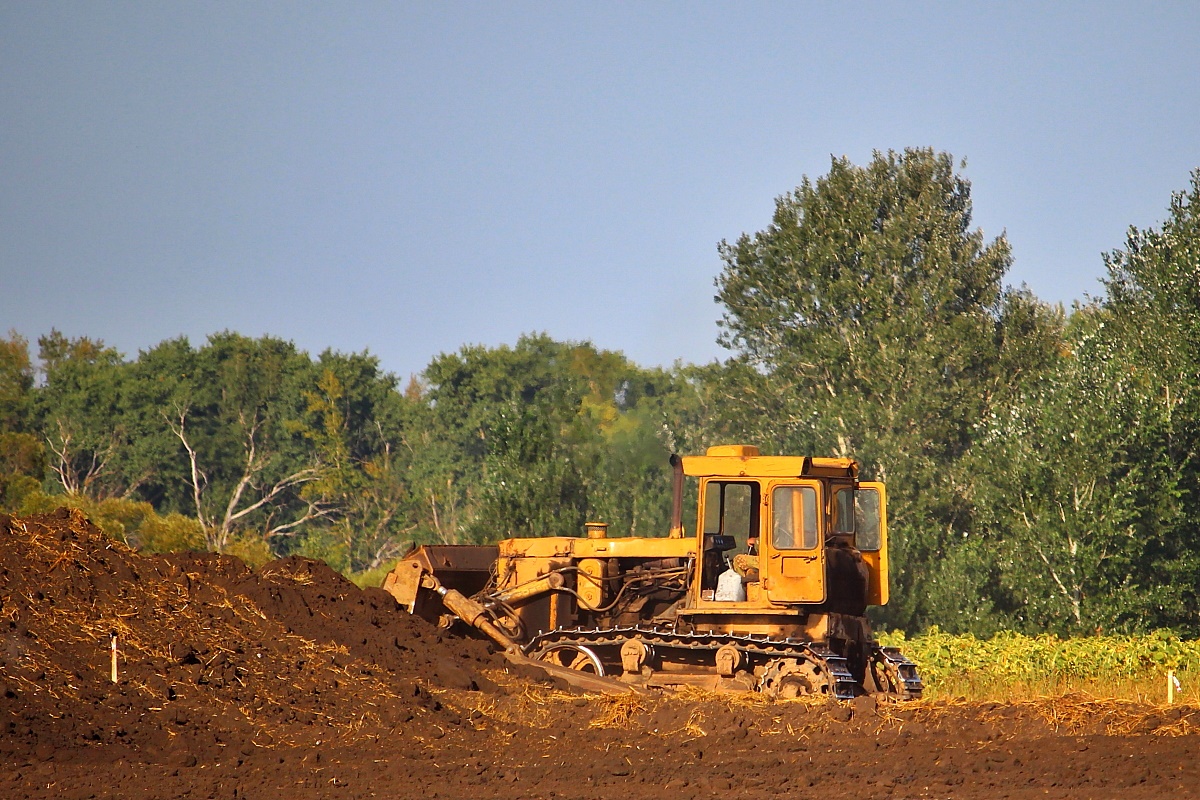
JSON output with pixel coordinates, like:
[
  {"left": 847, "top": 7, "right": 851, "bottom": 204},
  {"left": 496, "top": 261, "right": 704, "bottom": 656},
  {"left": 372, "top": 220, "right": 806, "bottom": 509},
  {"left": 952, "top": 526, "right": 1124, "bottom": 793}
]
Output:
[{"left": 535, "top": 643, "right": 606, "bottom": 675}]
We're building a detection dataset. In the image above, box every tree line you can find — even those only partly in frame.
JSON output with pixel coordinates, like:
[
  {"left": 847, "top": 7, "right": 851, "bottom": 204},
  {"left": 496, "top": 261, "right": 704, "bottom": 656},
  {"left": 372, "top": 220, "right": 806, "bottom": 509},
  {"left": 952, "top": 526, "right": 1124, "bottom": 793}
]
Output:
[{"left": 2, "top": 148, "right": 1198, "bottom": 637}]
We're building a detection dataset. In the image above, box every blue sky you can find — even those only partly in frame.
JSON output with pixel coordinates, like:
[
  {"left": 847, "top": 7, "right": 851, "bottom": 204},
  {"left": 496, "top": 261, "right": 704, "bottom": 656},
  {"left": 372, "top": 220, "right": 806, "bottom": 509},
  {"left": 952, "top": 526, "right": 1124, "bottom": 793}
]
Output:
[{"left": 3, "top": 3, "right": 1198, "bottom": 381}]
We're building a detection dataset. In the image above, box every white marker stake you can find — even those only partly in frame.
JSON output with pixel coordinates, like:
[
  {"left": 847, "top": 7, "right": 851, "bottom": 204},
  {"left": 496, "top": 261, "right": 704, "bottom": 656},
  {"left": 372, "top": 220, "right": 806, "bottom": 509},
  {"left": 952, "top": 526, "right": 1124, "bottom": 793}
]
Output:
[
  {"left": 1168, "top": 670, "right": 1176, "bottom": 705},
  {"left": 110, "top": 632, "right": 118, "bottom": 683}
]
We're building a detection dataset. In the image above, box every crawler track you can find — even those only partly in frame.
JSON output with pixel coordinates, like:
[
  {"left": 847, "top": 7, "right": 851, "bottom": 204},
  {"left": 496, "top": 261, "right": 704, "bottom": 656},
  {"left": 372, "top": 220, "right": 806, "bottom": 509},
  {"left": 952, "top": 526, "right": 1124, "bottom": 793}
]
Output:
[
  {"left": 873, "top": 645, "right": 924, "bottom": 700},
  {"left": 526, "top": 624, "right": 873, "bottom": 700}
]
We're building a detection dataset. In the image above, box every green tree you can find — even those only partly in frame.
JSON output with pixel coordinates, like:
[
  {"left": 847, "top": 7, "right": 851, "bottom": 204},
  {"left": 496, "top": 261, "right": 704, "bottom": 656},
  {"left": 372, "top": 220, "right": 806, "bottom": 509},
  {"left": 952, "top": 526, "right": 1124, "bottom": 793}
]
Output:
[
  {"left": 35, "top": 330, "right": 130, "bottom": 498},
  {"left": 968, "top": 170, "right": 1200, "bottom": 635},
  {"left": 297, "top": 351, "right": 419, "bottom": 572},
  {"left": 119, "top": 336, "right": 200, "bottom": 512},
  {"left": 0, "top": 330, "right": 35, "bottom": 431},
  {"left": 712, "top": 148, "right": 1060, "bottom": 631},
  {"left": 473, "top": 392, "right": 589, "bottom": 539},
  {"left": 156, "top": 333, "right": 332, "bottom": 553},
  {"left": 415, "top": 334, "right": 696, "bottom": 544},
  {"left": 576, "top": 360, "right": 700, "bottom": 540},
  {"left": 0, "top": 331, "right": 46, "bottom": 508},
  {"left": 972, "top": 305, "right": 1163, "bottom": 633},
  {"left": 1095, "top": 169, "right": 1200, "bottom": 630},
  {"left": 419, "top": 335, "right": 595, "bottom": 542}
]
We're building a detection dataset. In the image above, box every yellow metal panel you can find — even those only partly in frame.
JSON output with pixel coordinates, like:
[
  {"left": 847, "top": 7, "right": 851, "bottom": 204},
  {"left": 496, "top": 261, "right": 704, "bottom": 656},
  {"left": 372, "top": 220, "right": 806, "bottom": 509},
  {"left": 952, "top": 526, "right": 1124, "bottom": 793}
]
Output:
[
  {"left": 498, "top": 537, "right": 575, "bottom": 558},
  {"left": 745, "top": 582, "right": 763, "bottom": 604},
  {"left": 858, "top": 482, "right": 889, "bottom": 606},
  {"left": 381, "top": 559, "right": 425, "bottom": 611},
  {"left": 762, "top": 479, "right": 826, "bottom": 603},
  {"left": 568, "top": 537, "right": 695, "bottom": 559},
  {"left": 513, "top": 557, "right": 547, "bottom": 585},
  {"left": 498, "top": 535, "right": 695, "bottom": 613},
  {"left": 681, "top": 455, "right": 857, "bottom": 479},
  {"left": 705, "top": 444, "right": 761, "bottom": 457},
  {"left": 499, "top": 536, "right": 695, "bottom": 560},
  {"left": 577, "top": 558, "right": 605, "bottom": 609}
]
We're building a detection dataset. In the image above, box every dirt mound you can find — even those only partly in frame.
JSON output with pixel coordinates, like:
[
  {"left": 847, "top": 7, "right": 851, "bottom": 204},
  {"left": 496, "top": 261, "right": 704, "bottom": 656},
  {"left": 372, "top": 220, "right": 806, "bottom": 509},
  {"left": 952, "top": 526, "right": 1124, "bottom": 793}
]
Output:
[
  {"left": 162, "top": 551, "right": 498, "bottom": 692},
  {"left": 3, "top": 509, "right": 1200, "bottom": 800},
  {"left": 0, "top": 509, "right": 500, "bottom": 766}
]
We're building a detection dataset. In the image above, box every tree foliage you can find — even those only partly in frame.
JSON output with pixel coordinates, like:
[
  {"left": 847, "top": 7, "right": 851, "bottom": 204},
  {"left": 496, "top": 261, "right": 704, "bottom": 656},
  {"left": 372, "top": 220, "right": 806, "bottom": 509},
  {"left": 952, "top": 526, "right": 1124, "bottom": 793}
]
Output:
[
  {"left": 415, "top": 334, "right": 693, "bottom": 543},
  {"left": 0, "top": 331, "right": 45, "bottom": 507},
  {"left": 961, "top": 172, "right": 1200, "bottom": 635},
  {"left": 3, "top": 158, "right": 1199, "bottom": 636}
]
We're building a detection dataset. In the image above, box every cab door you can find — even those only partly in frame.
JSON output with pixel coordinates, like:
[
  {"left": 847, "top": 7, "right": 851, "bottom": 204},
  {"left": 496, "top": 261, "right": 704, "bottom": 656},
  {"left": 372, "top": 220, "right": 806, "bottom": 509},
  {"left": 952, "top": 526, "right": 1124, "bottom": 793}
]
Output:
[
  {"left": 762, "top": 481, "right": 825, "bottom": 603},
  {"left": 856, "top": 482, "right": 889, "bottom": 605}
]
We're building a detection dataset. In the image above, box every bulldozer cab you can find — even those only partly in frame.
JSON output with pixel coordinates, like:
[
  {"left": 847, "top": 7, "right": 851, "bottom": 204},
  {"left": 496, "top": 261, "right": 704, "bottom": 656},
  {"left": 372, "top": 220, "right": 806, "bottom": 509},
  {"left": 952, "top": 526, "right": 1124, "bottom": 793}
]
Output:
[{"left": 681, "top": 445, "right": 889, "bottom": 610}]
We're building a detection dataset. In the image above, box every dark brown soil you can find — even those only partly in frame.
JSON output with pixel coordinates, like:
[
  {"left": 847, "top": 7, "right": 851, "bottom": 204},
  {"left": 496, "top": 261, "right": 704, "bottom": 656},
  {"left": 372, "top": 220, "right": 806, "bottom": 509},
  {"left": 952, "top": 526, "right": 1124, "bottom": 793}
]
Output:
[{"left": 2, "top": 509, "right": 1199, "bottom": 799}]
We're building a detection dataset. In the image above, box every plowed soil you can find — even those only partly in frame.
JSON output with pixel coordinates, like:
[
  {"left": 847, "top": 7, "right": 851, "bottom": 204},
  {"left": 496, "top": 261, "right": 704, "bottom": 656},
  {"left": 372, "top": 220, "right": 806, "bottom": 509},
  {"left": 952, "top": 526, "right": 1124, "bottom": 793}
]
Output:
[{"left": 2, "top": 509, "right": 1199, "bottom": 799}]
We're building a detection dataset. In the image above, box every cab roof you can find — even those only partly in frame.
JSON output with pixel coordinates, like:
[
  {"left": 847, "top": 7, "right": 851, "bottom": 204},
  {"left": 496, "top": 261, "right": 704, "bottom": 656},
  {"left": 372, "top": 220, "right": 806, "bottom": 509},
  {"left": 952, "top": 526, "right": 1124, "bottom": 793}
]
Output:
[{"left": 677, "top": 445, "right": 859, "bottom": 479}]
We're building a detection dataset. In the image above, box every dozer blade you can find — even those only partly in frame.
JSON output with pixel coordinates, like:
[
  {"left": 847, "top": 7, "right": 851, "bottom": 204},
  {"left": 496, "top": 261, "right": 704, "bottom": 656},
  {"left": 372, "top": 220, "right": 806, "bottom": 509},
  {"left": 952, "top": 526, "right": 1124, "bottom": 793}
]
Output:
[
  {"left": 383, "top": 544, "right": 498, "bottom": 616},
  {"left": 502, "top": 652, "right": 640, "bottom": 696},
  {"left": 385, "top": 554, "right": 637, "bottom": 696}
]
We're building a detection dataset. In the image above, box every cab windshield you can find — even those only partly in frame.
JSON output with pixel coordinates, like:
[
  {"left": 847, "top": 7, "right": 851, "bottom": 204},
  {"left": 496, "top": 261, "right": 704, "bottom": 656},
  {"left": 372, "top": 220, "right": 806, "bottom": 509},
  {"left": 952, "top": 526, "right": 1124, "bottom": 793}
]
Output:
[{"left": 703, "top": 481, "right": 758, "bottom": 553}]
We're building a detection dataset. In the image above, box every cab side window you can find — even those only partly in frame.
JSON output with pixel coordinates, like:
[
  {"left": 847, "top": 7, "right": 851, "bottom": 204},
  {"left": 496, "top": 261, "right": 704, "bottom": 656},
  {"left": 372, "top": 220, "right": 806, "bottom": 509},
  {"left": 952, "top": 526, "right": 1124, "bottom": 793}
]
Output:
[
  {"left": 833, "top": 486, "right": 856, "bottom": 536},
  {"left": 771, "top": 486, "right": 818, "bottom": 549},
  {"left": 703, "top": 481, "right": 758, "bottom": 552},
  {"left": 856, "top": 488, "right": 882, "bottom": 551}
]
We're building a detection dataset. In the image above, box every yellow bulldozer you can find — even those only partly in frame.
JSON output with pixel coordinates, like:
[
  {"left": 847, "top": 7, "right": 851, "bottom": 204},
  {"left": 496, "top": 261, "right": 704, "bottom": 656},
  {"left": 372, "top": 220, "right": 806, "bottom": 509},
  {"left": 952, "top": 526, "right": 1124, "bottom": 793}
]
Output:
[{"left": 383, "top": 445, "right": 921, "bottom": 700}]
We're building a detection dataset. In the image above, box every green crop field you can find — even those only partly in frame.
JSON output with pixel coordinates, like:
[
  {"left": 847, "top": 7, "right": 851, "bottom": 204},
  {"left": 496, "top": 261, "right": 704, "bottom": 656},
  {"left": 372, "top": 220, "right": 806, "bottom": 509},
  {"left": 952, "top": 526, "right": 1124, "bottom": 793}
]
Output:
[{"left": 879, "top": 628, "right": 1200, "bottom": 704}]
